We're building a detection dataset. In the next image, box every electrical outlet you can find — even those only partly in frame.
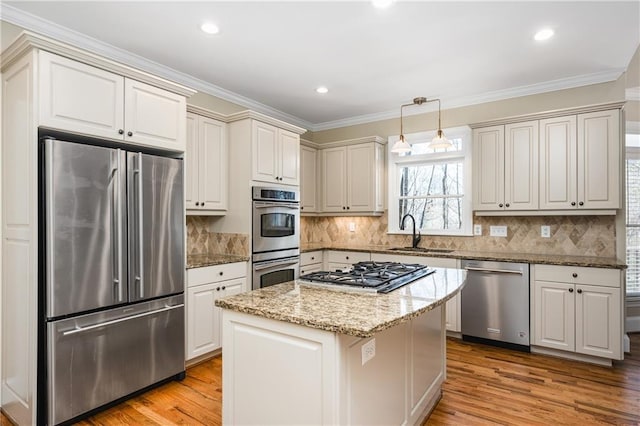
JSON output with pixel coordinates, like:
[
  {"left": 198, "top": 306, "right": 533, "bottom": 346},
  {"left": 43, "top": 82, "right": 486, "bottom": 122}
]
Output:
[
  {"left": 541, "top": 225, "right": 551, "bottom": 238},
  {"left": 361, "top": 338, "right": 376, "bottom": 365},
  {"left": 473, "top": 224, "right": 482, "bottom": 236},
  {"left": 489, "top": 225, "right": 507, "bottom": 237},
  {"left": 349, "top": 222, "right": 356, "bottom": 232}
]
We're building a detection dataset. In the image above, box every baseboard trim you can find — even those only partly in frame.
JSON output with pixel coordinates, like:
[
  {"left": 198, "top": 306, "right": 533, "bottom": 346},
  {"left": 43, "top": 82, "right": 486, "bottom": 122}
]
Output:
[{"left": 530, "top": 346, "right": 613, "bottom": 367}]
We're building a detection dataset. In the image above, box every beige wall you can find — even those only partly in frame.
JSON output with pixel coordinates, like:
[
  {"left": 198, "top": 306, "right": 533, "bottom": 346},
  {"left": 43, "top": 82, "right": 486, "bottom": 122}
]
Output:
[
  {"left": 1, "top": 20, "right": 25, "bottom": 52},
  {"left": 626, "top": 45, "right": 640, "bottom": 91},
  {"left": 311, "top": 80, "right": 626, "bottom": 143},
  {"left": 187, "top": 92, "right": 246, "bottom": 115}
]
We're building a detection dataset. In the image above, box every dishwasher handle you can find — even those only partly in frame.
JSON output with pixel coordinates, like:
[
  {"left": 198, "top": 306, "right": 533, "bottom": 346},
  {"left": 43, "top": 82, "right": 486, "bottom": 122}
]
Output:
[{"left": 465, "top": 266, "right": 524, "bottom": 275}]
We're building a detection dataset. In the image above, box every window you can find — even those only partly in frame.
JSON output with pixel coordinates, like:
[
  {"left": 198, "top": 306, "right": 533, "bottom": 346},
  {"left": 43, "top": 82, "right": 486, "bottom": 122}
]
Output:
[
  {"left": 627, "top": 132, "right": 640, "bottom": 297},
  {"left": 388, "top": 126, "right": 472, "bottom": 236}
]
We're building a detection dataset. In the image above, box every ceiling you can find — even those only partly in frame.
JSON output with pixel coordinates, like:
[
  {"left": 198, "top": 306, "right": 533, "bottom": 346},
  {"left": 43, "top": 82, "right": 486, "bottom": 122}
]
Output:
[{"left": 2, "top": 1, "right": 639, "bottom": 131}]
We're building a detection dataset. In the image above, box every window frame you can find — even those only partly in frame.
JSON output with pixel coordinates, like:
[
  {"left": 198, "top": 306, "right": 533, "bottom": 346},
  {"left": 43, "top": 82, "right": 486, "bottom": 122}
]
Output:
[
  {"left": 626, "top": 142, "right": 640, "bottom": 299},
  {"left": 387, "top": 126, "right": 473, "bottom": 236}
]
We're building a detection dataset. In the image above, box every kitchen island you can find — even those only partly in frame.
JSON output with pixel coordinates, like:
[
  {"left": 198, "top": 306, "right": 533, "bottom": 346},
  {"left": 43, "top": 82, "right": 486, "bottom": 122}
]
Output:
[{"left": 215, "top": 267, "right": 466, "bottom": 425}]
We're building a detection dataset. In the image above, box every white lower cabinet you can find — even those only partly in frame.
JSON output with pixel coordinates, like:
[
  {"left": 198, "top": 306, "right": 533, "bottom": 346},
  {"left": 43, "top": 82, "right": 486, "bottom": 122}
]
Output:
[
  {"left": 325, "top": 250, "right": 370, "bottom": 271},
  {"left": 300, "top": 250, "right": 323, "bottom": 275},
  {"left": 532, "top": 264, "right": 622, "bottom": 361},
  {"left": 370, "top": 253, "right": 461, "bottom": 332},
  {"left": 186, "top": 262, "right": 247, "bottom": 361}
]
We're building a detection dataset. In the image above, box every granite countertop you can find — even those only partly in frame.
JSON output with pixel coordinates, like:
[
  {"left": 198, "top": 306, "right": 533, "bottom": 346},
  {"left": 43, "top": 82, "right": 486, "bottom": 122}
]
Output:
[
  {"left": 187, "top": 253, "right": 250, "bottom": 269},
  {"left": 215, "top": 267, "right": 466, "bottom": 338},
  {"left": 301, "top": 244, "right": 627, "bottom": 269}
]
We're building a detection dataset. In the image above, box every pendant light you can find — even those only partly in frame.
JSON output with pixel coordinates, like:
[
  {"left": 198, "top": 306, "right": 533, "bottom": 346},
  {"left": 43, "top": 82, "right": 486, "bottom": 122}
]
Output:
[{"left": 391, "top": 97, "right": 452, "bottom": 153}]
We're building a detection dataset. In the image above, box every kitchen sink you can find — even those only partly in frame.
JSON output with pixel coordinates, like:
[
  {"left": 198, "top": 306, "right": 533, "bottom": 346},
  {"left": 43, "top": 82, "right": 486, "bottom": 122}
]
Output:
[{"left": 388, "top": 247, "right": 454, "bottom": 254}]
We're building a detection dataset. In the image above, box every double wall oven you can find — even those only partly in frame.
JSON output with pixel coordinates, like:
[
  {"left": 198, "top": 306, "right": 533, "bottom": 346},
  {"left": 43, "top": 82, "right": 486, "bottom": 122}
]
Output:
[{"left": 252, "top": 186, "right": 300, "bottom": 289}]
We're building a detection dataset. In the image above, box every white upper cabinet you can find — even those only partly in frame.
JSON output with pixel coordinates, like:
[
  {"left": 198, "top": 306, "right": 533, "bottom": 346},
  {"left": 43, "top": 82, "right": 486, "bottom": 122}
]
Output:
[
  {"left": 300, "top": 145, "right": 318, "bottom": 213},
  {"left": 540, "top": 110, "right": 620, "bottom": 210},
  {"left": 39, "top": 52, "right": 186, "bottom": 151},
  {"left": 321, "top": 142, "right": 384, "bottom": 214},
  {"left": 186, "top": 112, "right": 228, "bottom": 214},
  {"left": 473, "top": 121, "right": 538, "bottom": 211},
  {"left": 252, "top": 121, "right": 300, "bottom": 186}
]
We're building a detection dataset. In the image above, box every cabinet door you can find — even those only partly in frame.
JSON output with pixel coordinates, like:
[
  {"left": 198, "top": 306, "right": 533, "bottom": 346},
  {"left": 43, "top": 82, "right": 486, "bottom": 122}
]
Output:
[
  {"left": 322, "top": 147, "right": 347, "bottom": 212},
  {"left": 539, "top": 115, "right": 577, "bottom": 209},
  {"left": 575, "top": 284, "right": 621, "bottom": 359},
  {"left": 185, "top": 113, "right": 199, "bottom": 210},
  {"left": 533, "top": 280, "right": 575, "bottom": 352},
  {"left": 445, "top": 294, "right": 461, "bottom": 333},
  {"left": 124, "top": 79, "right": 186, "bottom": 151},
  {"left": 577, "top": 110, "right": 620, "bottom": 209},
  {"left": 504, "top": 121, "right": 538, "bottom": 210},
  {"left": 199, "top": 117, "right": 227, "bottom": 210},
  {"left": 347, "top": 144, "right": 375, "bottom": 211},
  {"left": 279, "top": 130, "right": 300, "bottom": 186},
  {"left": 252, "top": 121, "right": 278, "bottom": 183},
  {"left": 472, "top": 126, "right": 504, "bottom": 211},
  {"left": 300, "top": 264, "right": 322, "bottom": 275},
  {"left": 300, "top": 146, "right": 317, "bottom": 212},
  {"left": 187, "top": 283, "right": 219, "bottom": 360},
  {"left": 39, "top": 51, "right": 125, "bottom": 140},
  {"left": 212, "top": 278, "right": 246, "bottom": 352}
]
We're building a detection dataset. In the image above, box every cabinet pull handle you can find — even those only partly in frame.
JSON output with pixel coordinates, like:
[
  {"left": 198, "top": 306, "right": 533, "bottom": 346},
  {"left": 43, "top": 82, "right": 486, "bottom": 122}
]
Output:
[
  {"left": 118, "top": 129, "right": 124, "bottom": 135},
  {"left": 498, "top": 203, "right": 504, "bottom": 208},
  {"left": 571, "top": 202, "right": 576, "bottom": 206},
  {"left": 578, "top": 201, "right": 584, "bottom": 206},
  {"left": 572, "top": 273, "right": 578, "bottom": 278},
  {"left": 569, "top": 288, "right": 574, "bottom": 293}
]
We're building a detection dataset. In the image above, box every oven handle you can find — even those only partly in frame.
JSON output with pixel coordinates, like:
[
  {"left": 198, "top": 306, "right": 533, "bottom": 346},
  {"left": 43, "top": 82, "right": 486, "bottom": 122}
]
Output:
[
  {"left": 465, "top": 267, "right": 523, "bottom": 275},
  {"left": 253, "top": 257, "right": 300, "bottom": 271},
  {"left": 253, "top": 201, "right": 300, "bottom": 210}
]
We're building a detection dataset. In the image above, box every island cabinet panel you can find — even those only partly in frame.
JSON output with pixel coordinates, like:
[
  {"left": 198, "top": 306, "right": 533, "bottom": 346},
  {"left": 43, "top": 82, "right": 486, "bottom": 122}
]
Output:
[{"left": 221, "top": 305, "right": 446, "bottom": 426}]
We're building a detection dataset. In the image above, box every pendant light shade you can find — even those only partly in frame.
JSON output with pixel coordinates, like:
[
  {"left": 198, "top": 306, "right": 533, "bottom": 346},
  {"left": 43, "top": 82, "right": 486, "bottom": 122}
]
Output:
[{"left": 391, "top": 96, "right": 452, "bottom": 153}]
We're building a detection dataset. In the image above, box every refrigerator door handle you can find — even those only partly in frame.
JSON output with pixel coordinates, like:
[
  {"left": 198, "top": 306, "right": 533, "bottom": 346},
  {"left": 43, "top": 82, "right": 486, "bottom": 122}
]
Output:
[
  {"left": 111, "top": 150, "right": 125, "bottom": 303},
  {"left": 61, "top": 303, "right": 185, "bottom": 336},
  {"left": 45, "top": 139, "right": 55, "bottom": 315},
  {"left": 133, "top": 152, "right": 144, "bottom": 299}
]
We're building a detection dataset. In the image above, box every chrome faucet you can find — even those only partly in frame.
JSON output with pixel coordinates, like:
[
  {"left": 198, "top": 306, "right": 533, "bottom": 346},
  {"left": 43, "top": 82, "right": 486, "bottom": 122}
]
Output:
[{"left": 400, "top": 214, "right": 421, "bottom": 248}]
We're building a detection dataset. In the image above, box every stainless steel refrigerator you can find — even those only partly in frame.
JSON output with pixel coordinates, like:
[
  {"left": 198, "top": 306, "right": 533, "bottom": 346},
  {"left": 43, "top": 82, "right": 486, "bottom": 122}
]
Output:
[{"left": 41, "top": 137, "right": 185, "bottom": 425}]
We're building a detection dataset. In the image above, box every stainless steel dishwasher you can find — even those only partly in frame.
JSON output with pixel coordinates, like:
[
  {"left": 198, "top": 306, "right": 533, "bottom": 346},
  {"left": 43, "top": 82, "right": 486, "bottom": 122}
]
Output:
[{"left": 461, "top": 259, "right": 530, "bottom": 351}]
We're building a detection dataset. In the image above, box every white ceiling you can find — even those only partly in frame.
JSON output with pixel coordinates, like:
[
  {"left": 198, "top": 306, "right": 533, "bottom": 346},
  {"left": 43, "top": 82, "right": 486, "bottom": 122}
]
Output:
[{"left": 2, "top": 1, "right": 639, "bottom": 131}]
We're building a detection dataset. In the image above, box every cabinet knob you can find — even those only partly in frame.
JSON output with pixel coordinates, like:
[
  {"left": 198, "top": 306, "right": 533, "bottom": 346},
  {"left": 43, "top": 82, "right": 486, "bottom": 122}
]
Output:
[
  {"left": 498, "top": 203, "right": 504, "bottom": 208},
  {"left": 578, "top": 201, "right": 584, "bottom": 206},
  {"left": 569, "top": 288, "right": 574, "bottom": 293},
  {"left": 311, "top": 257, "right": 315, "bottom": 260},
  {"left": 222, "top": 286, "right": 226, "bottom": 290},
  {"left": 505, "top": 203, "right": 510, "bottom": 208},
  {"left": 301, "top": 206, "right": 304, "bottom": 210},
  {"left": 346, "top": 256, "right": 349, "bottom": 260},
  {"left": 219, "top": 271, "right": 224, "bottom": 276},
  {"left": 572, "top": 273, "right": 578, "bottom": 278},
  {"left": 195, "top": 202, "right": 199, "bottom": 206},
  {"left": 347, "top": 206, "right": 350, "bottom": 210},
  {"left": 216, "top": 287, "right": 221, "bottom": 291},
  {"left": 127, "top": 131, "right": 133, "bottom": 137},
  {"left": 577, "top": 288, "right": 583, "bottom": 294},
  {"left": 571, "top": 202, "right": 576, "bottom": 206},
  {"left": 118, "top": 129, "right": 124, "bottom": 135},
  {"left": 342, "top": 206, "right": 346, "bottom": 210},
  {"left": 301, "top": 269, "right": 305, "bottom": 274}
]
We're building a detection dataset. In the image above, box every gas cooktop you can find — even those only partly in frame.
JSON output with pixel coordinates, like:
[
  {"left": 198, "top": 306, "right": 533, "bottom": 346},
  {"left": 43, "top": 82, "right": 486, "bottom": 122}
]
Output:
[{"left": 298, "top": 261, "right": 435, "bottom": 294}]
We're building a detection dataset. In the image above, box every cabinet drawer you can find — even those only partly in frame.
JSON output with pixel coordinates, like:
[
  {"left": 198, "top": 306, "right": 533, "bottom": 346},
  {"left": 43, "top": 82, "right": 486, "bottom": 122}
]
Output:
[
  {"left": 326, "top": 250, "right": 370, "bottom": 264},
  {"left": 300, "top": 264, "right": 323, "bottom": 275},
  {"left": 534, "top": 264, "right": 620, "bottom": 288},
  {"left": 301, "top": 251, "right": 323, "bottom": 266},
  {"left": 187, "top": 262, "right": 247, "bottom": 287}
]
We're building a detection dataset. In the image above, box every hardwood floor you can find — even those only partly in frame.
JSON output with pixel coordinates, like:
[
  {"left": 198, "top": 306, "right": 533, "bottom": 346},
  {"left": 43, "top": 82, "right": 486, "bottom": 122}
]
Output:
[{"left": 2, "top": 335, "right": 639, "bottom": 425}]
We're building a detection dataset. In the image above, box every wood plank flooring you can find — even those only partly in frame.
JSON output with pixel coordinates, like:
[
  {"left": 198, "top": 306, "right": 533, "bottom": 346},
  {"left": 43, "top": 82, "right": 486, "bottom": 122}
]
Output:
[{"left": 2, "top": 334, "right": 639, "bottom": 425}]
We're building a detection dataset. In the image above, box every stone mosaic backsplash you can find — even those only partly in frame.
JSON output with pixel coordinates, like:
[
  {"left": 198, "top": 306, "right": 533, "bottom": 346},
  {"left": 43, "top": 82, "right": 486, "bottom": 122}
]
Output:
[
  {"left": 186, "top": 216, "right": 249, "bottom": 257},
  {"left": 300, "top": 213, "right": 617, "bottom": 257}
]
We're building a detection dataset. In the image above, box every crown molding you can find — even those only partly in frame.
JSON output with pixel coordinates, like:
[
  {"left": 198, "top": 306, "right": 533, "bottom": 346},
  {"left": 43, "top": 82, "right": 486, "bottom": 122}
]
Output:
[
  {"left": 310, "top": 69, "right": 625, "bottom": 132},
  {"left": 226, "top": 110, "right": 307, "bottom": 135},
  {"left": 300, "top": 138, "right": 321, "bottom": 149},
  {"left": 0, "top": 3, "right": 313, "bottom": 131}
]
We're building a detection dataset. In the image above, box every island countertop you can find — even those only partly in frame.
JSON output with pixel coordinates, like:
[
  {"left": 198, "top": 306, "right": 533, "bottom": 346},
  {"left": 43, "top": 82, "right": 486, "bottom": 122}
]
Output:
[{"left": 215, "top": 267, "right": 466, "bottom": 338}]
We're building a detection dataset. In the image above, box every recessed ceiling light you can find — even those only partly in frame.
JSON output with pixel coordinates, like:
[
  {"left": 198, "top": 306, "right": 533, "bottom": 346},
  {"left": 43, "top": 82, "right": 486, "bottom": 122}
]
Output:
[
  {"left": 534, "top": 28, "right": 554, "bottom": 41},
  {"left": 316, "top": 86, "right": 329, "bottom": 94},
  {"left": 372, "top": 0, "right": 394, "bottom": 9},
  {"left": 201, "top": 22, "right": 220, "bottom": 35}
]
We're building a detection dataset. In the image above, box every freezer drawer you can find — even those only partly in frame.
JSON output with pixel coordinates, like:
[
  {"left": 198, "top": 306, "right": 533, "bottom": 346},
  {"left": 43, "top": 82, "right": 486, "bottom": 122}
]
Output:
[{"left": 47, "top": 295, "right": 184, "bottom": 425}]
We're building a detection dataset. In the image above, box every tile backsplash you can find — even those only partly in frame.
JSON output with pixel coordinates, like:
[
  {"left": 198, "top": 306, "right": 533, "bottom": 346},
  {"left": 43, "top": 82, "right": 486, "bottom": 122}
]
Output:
[
  {"left": 301, "top": 213, "right": 616, "bottom": 257},
  {"left": 186, "top": 216, "right": 249, "bottom": 257}
]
